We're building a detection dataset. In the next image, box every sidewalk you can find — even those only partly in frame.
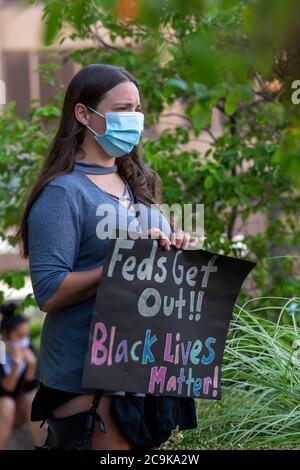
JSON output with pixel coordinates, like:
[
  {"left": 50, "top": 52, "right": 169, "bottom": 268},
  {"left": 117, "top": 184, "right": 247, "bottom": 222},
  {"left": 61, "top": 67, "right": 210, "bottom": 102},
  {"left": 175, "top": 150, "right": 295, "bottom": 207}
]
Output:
[{"left": 7, "top": 426, "right": 32, "bottom": 450}]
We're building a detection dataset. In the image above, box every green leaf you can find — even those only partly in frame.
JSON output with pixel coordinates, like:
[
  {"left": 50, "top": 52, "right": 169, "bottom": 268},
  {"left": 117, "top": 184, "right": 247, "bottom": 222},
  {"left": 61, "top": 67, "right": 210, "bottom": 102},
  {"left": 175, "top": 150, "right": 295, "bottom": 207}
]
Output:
[
  {"left": 189, "top": 102, "right": 211, "bottom": 135},
  {"left": 204, "top": 175, "right": 214, "bottom": 190},
  {"left": 165, "top": 78, "right": 189, "bottom": 91},
  {"left": 43, "top": 1, "right": 63, "bottom": 46}
]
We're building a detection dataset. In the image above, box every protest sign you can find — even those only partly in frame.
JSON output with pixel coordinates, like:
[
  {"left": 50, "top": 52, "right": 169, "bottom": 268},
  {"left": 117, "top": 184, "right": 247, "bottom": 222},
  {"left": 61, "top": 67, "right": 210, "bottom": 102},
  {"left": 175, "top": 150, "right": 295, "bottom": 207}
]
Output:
[{"left": 82, "top": 236, "right": 256, "bottom": 399}]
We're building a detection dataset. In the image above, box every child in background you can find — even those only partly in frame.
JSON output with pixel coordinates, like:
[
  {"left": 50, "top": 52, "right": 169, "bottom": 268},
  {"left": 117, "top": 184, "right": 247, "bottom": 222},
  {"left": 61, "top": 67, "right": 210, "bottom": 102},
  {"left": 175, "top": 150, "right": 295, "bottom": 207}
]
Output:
[{"left": 0, "top": 302, "right": 45, "bottom": 449}]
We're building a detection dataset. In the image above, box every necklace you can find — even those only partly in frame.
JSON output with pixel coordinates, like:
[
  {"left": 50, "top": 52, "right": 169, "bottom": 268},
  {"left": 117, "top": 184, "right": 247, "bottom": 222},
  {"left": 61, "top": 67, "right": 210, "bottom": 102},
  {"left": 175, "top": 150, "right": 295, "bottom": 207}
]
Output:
[{"left": 74, "top": 160, "right": 138, "bottom": 215}]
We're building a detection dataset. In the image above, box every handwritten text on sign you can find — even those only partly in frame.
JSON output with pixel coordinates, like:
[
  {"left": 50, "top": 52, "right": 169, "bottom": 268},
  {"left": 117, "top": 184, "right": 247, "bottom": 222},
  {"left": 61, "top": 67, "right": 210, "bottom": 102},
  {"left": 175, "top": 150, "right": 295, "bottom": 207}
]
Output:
[{"left": 82, "top": 237, "right": 255, "bottom": 399}]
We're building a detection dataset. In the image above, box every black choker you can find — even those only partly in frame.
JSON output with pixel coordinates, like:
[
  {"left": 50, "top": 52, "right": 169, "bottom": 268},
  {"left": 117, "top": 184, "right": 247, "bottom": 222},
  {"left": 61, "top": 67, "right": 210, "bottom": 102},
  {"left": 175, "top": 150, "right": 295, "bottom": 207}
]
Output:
[{"left": 74, "top": 161, "right": 118, "bottom": 175}]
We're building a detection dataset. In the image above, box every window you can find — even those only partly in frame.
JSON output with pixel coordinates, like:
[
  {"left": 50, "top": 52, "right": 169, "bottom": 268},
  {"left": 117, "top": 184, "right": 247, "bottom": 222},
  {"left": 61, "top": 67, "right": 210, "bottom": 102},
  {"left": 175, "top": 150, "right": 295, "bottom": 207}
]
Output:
[{"left": 2, "top": 51, "right": 30, "bottom": 117}]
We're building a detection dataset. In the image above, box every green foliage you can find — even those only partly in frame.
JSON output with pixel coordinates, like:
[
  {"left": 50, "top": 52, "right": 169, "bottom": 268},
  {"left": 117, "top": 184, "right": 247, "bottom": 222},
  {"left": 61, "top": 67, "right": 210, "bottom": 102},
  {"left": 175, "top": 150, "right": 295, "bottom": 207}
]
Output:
[
  {"left": 170, "top": 299, "right": 300, "bottom": 449},
  {"left": 1, "top": 0, "right": 299, "bottom": 310},
  {"left": 0, "top": 269, "right": 27, "bottom": 290},
  {"left": 0, "top": 1, "right": 299, "bottom": 450},
  {"left": 30, "top": 320, "right": 43, "bottom": 351},
  {"left": 0, "top": 102, "right": 57, "bottom": 237}
]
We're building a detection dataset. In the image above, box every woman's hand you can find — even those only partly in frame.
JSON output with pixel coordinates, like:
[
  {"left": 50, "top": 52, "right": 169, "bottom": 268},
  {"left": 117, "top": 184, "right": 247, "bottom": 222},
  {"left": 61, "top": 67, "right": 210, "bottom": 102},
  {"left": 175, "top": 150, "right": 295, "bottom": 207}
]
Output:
[
  {"left": 147, "top": 228, "right": 199, "bottom": 251},
  {"left": 0, "top": 348, "right": 24, "bottom": 392},
  {"left": 22, "top": 347, "right": 37, "bottom": 381},
  {"left": 22, "top": 347, "right": 37, "bottom": 367},
  {"left": 10, "top": 347, "right": 25, "bottom": 368},
  {"left": 170, "top": 229, "right": 199, "bottom": 250}
]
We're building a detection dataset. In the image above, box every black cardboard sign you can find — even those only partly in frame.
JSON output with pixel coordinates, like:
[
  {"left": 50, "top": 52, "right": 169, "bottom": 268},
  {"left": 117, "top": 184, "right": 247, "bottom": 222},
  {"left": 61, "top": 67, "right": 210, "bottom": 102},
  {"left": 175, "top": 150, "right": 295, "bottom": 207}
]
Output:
[{"left": 82, "top": 236, "right": 256, "bottom": 399}]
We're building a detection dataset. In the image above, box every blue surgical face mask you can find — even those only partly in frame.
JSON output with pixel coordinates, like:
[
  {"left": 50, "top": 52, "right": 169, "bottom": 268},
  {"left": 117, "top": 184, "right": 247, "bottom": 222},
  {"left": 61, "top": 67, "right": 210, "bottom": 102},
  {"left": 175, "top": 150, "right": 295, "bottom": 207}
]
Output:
[
  {"left": 86, "top": 106, "right": 144, "bottom": 158},
  {"left": 5, "top": 337, "right": 30, "bottom": 349}
]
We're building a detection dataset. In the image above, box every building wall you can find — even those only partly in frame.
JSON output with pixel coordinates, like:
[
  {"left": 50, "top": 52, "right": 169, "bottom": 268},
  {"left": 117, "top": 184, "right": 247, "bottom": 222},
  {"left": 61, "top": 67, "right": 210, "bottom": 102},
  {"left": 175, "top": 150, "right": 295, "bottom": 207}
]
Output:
[{"left": 0, "top": 1, "right": 85, "bottom": 115}]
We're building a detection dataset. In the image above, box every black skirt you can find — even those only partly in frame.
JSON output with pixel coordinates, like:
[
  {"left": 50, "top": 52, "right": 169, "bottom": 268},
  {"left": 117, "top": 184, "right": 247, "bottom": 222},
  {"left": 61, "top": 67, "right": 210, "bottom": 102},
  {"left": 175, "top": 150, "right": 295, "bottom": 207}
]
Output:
[
  {"left": 0, "top": 364, "right": 38, "bottom": 399},
  {"left": 31, "top": 383, "right": 198, "bottom": 449}
]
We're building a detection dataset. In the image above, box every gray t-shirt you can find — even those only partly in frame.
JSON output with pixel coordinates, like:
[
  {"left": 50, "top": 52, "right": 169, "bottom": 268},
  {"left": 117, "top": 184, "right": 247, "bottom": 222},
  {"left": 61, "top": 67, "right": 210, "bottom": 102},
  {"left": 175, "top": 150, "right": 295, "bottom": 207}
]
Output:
[{"left": 27, "top": 162, "right": 171, "bottom": 394}]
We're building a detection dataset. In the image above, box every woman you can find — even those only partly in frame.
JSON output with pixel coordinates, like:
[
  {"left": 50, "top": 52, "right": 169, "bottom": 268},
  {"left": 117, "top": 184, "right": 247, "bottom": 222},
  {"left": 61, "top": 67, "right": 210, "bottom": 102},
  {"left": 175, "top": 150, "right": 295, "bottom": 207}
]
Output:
[
  {"left": 13, "top": 63, "right": 199, "bottom": 450},
  {"left": 0, "top": 302, "right": 45, "bottom": 449}
]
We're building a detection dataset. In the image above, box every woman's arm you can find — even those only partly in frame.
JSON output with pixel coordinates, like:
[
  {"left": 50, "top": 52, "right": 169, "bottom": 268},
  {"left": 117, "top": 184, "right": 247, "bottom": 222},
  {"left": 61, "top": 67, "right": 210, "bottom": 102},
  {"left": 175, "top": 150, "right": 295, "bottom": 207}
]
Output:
[
  {"left": 0, "top": 366, "right": 20, "bottom": 392},
  {"left": 44, "top": 226, "right": 197, "bottom": 312},
  {"left": 27, "top": 184, "right": 106, "bottom": 312},
  {"left": 41, "top": 265, "right": 103, "bottom": 312},
  {"left": 0, "top": 349, "right": 24, "bottom": 392},
  {"left": 22, "top": 348, "right": 37, "bottom": 382}
]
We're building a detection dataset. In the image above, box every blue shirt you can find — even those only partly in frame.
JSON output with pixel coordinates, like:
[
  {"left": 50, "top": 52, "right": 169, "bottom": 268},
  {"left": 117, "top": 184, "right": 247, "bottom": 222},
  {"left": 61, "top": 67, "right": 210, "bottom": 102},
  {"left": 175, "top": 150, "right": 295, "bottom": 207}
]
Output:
[{"left": 27, "top": 162, "right": 172, "bottom": 394}]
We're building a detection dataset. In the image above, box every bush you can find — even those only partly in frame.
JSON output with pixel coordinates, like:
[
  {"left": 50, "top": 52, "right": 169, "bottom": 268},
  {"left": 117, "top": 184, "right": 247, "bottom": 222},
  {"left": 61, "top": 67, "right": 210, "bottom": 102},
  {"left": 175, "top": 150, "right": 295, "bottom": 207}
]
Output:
[{"left": 171, "top": 297, "right": 300, "bottom": 450}]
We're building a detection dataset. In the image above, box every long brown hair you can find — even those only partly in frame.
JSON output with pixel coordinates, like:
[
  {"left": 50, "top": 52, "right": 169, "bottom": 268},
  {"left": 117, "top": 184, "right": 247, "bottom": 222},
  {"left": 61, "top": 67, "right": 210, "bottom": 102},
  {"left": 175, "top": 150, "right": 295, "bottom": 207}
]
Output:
[{"left": 13, "top": 64, "right": 163, "bottom": 258}]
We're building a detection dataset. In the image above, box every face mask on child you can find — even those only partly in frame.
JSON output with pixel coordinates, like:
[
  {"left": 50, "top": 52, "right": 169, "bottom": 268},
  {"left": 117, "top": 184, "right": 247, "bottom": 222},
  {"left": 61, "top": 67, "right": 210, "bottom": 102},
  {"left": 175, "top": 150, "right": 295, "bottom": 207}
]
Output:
[{"left": 5, "top": 337, "right": 30, "bottom": 348}]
